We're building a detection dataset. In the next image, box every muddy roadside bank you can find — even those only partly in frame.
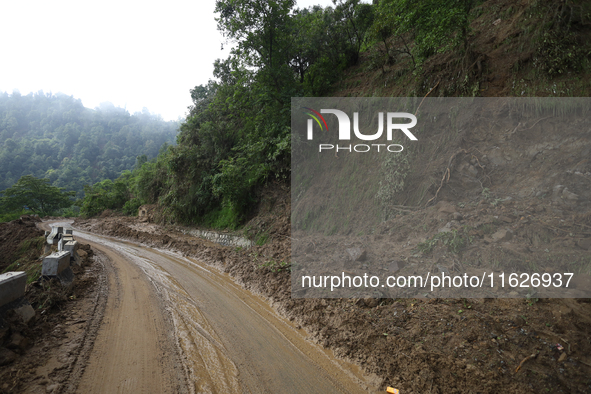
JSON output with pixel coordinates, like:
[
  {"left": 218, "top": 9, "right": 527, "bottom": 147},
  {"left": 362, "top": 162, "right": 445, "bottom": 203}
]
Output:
[
  {"left": 1, "top": 217, "right": 103, "bottom": 394},
  {"left": 74, "top": 214, "right": 591, "bottom": 393}
]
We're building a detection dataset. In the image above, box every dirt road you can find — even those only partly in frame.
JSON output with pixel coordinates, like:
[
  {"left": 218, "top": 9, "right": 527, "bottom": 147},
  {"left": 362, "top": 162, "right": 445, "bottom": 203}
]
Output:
[{"left": 51, "top": 221, "right": 375, "bottom": 393}]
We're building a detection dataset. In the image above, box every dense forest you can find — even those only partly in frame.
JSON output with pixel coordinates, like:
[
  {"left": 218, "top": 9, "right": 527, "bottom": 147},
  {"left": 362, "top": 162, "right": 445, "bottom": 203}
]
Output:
[
  {"left": 3, "top": 0, "right": 589, "bottom": 225},
  {"left": 0, "top": 90, "right": 178, "bottom": 197}
]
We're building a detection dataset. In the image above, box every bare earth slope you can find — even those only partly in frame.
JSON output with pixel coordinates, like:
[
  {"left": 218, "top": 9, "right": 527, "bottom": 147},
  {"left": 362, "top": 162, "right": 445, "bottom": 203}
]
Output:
[{"left": 74, "top": 212, "right": 591, "bottom": 393}]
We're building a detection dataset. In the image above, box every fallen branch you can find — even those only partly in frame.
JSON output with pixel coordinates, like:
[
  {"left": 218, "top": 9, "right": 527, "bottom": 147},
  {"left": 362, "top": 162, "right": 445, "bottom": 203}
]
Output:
[
  {"left": 525, "top": 116, "right": 552, "bottom": 131},
  {"left": 415, "top": 80, "right": 440, "bottom": 116},
  {"left": 425, "top": 149, "right": 468, "bottom": 207},
  {"left": 470, "top": 154, "right": 492, "bottom": 185},
  {"left": 537, "top": 220, "right": 591, "bottom": 236},
  {"left": 425, "top": 168, "right": 450, "bottom": 207},
  {"left": 515, "top": 353, "right": 537, "bottom": 373}
]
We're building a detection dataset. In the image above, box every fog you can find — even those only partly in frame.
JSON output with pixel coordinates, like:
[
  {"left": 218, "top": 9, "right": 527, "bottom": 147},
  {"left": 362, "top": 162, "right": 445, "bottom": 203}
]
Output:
[{"left": 0, "top": 0, "right": 341, "bottom": 121}]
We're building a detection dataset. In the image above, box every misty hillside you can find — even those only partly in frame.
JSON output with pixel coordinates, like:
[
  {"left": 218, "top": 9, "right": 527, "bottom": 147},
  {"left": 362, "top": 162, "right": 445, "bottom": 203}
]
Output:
[
  {"left": 4, "top": 0, "right": 587, "bottom": 225},
  {"left": 0, "top": 90, "right": 178, "bottom": 197},
  {"left": 77, "top": 0, "right": 590, "bottom": 226}
]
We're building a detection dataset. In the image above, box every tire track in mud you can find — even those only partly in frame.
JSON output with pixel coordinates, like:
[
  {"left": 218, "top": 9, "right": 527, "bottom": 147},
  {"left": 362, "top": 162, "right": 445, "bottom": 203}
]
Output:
[
  {"left": 60, "top": 250, "right": 109, "bottom": 394},
  {"left": 71, "top": 236, "right": 189, "bottom": 394},
  {"left": 144, "top": 249, "right": 364, "bottom": 394},
  {"left": 128, "top": 252, "right": 242, "bottom": 393},
  {"left": 59, "top": 221, "right": 376, "bottom": 393}
]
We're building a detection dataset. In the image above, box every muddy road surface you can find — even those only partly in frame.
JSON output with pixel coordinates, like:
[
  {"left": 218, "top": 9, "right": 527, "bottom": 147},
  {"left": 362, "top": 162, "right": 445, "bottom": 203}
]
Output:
[{"left": 48, "top": 221, "right": 374, "bottom": 393}]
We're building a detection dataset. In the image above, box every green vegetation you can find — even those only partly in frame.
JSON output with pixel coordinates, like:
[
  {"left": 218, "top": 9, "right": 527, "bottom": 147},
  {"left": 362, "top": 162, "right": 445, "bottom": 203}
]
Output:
[
  {"left": 0, "top": 91, "right": 178, "bottom": 198},
  {"left": 416, "top": 227, "right": 474, "bottom": 255},
  {"left": 0, "top": 210, "right": 27, "bottom": 223},
  {"left": 1, "top": 236, "right": 46, "bottom": 283},
  {"left": 259, "top": 259, "right": 290, "bottom": 273},
  {"left": 370, "top": 0, "right": 476, "bottom": 67},
  {"left": 0, "top": 175, "right": 75, "bottom": 217},
  {"left": 376, "top": 152, "right": 411, "bottom": 220},
  {"left": 80, "top": 150, "right": 169, "bottom": 217}
]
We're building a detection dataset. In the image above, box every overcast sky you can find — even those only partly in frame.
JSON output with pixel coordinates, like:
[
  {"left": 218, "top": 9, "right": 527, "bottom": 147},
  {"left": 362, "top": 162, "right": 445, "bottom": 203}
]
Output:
[{"left": 1, "top": 0, "right": 343, "bottom": 121}]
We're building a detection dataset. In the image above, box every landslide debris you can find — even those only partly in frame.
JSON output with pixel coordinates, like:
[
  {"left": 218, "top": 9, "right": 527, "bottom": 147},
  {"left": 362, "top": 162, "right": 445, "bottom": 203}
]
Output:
[
  {"left": 0, "top": 215, "right": 44, "bottom": 273},
  {"left": 0, "top": 219, "right": 100, "bottom": 394},
  {"left": 74, "top": 198, "right": 591, "bottom": 394}
]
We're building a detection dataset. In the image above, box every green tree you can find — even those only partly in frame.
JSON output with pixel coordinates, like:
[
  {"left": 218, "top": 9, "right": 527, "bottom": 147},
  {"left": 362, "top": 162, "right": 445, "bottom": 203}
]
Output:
[
  {"left": 291, "top": 5, "right": 350, "bottom": 95},
  {"left": 215, "top": 0, "right": 298, "bottom": 93},
  {"left": 80, "top": 178, "right": 130, "bottom": 217},
  {"left": 371, "top": 0, "right": 475, "bottom": 63},
  {"left": 0, "top": 175, "right": 75, "bottom": 216},
  {"left": 215, "top": 0, "right": 295, "bottom": 69},
  {"left": 333, "top": 0, "right": 374, "bottom": 65}
]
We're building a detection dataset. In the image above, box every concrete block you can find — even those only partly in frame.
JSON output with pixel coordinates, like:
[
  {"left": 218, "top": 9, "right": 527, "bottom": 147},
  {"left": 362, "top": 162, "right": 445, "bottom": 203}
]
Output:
[
  {"left": 64, "top": 241, "right": 80, "bottom": 266},
  {"left": 42, "top": 251, "right": 74, "bottom": 285},
  {"left": 0, "top": 272, "right": 27, "bottom": 308},
  {"left": 13, "top": 304, "right": 35, "bottom": 324},
  {"left": 65, "top": 240, "right": 78, "bottom": 252},
  {"left": 42, "top": 251, "right": 70, "bottom": 276},
  {"left": 62, "top": 229, "right": 74, "bottom": 242},
  {"left": 46, "top": 226, "right": 64, "bottom": 245},
  {"left": 184, "top": 229, "right": 254, "bottom": 248}
]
